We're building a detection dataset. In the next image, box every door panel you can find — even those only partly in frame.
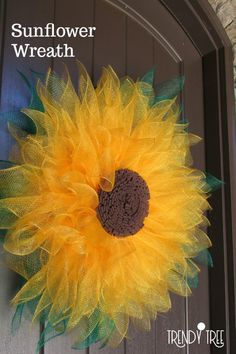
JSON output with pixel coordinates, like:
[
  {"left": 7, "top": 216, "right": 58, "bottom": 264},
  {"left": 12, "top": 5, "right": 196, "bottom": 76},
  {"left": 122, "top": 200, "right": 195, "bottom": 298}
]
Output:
[
  {"left": 93, "top": 0, "right": 126, "bottom": 82},
  {"left": 0, "top": 0, "right": 232, "bottom": 353}
]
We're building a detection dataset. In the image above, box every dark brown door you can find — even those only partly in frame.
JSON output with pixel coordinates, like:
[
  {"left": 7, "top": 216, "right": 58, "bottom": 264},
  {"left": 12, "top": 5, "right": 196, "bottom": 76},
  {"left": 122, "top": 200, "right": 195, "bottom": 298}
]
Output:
[{"left": 0, "top": 1, "right": 235, "bottom": 353}]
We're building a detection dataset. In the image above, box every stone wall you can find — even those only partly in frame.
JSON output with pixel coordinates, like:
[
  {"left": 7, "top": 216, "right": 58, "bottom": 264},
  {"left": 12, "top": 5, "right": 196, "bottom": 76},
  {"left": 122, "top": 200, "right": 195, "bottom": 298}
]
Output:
[{"left": 208, "top": 0, "right": 236, "bottom": 95}]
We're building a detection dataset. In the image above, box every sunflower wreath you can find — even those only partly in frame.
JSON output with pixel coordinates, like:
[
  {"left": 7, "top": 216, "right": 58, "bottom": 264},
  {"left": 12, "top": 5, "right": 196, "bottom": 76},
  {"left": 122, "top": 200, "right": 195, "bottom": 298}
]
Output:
[{"left": 0, "top": 63, "right": 221, "bottom": 350}]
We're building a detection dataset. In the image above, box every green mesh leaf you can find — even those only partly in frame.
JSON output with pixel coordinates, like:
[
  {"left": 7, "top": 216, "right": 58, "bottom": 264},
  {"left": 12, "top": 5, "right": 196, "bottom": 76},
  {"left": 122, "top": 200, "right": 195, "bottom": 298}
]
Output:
[
  {"left": 141, "top": 67, "right": 156, "bottom": 86},
  {"left": 71, "top": 310, "right": 115, "bottom": 350},
  {"left": 0, "top": 160, "right": 18, "bottom": 169},
  {"left": 72, "top": 314, "right": 115, "bottom": 350},
  {"left": 11, "top": 303, "right": 25, "bottom": 335},
  {"left": 98, "top": 317, "right": 116, "bottom": 349},
  {"left": 71, "top": 309, "right": 101, "bottom": 350},
  {"left": 17, "top": 70, "right": 44, "bottom": 112},
  {"left": 0, "top": 208, "right": 18, "bottom": 228},
  {"left": 140, "top": 68, "right": 156, "bottom": 106},
  {"left": 37, "top": 319, "right": 68, "bottom": 352},
  {"left": 172, "top": 261, "right": 199, "bottom": 290},
  {"left": 36, "top": 301, "right": 51, "bottom": 324},
  {"left": 30, "top": 69, "right": 45, "bottom": 81},
  {"left": 154, "top": 76, "right": 185, "bottom": 103},
  {"left": 0, "top": 111, "right": 36, "bottom": 134},
  {"left": 0, "top": 231, "right": 6, "bottom": 242},
  {"left": 30, "top": 90, "right": 44, "bottom": 112},
  {"left": 1, "top": 69, "right": 45, "bottom": 131},
  {"left": 179, "top": 115, "right": 188, "bottom": 125},
  {"left": 11, "top": 277, "right": 28, "bottom": 334},
  {"left": 187, "top": 275, "right": 199, "bottom": 289},
  {"left": 194, "top": 250, "right": 213, "bottom": 268},
  {"left": 26, "top": 297, "right": 42, "bottom": 318},
  {"left": 0, "top": 168, "right": 27, "bottom": 199},
  {"left": 46, "top": 72, "right": 68, "bottom": 102},
  {"left": 22, "top": 250, "right": 45, "bottom": 279},
  {"left": 11, "top": 297, "right": 62, "bottom": 353},
  {"left": 205, "top": 173, "right": 223, "bottom": 192},
  {"left": 73, "top": 323, "right": 101, "bottom": 350}
]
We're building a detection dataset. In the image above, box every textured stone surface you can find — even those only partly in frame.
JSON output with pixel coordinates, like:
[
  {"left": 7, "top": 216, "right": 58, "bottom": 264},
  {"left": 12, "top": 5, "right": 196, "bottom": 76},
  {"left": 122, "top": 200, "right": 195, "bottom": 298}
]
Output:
[
  {"left": 209, "top": 0, "right": 228, "bottom": 11},
  {"left": 209, "top": 0, "right": 236, "bottom": 95},
  {"left": 217, "top": 2, "right": 235, "bottom": 27}
]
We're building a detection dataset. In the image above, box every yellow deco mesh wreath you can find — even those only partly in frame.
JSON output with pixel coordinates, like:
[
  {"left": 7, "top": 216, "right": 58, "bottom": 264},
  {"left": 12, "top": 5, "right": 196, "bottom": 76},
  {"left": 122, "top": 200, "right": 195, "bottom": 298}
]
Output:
[{"left": 0, "top": 63, "right": 219, "bottom": 350}]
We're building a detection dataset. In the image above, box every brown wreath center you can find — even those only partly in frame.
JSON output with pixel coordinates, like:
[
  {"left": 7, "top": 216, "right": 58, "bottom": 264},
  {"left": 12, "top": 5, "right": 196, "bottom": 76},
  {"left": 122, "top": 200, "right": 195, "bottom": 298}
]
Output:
[{"left": 96, "top": 169, "right": 150, "bottom": 237}]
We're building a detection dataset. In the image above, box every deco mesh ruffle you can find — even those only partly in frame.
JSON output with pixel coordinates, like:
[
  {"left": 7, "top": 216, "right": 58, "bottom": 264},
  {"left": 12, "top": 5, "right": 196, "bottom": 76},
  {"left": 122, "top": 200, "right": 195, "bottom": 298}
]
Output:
[{"left": 0, "top": 63, "right": 220, "bottom": 350}]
